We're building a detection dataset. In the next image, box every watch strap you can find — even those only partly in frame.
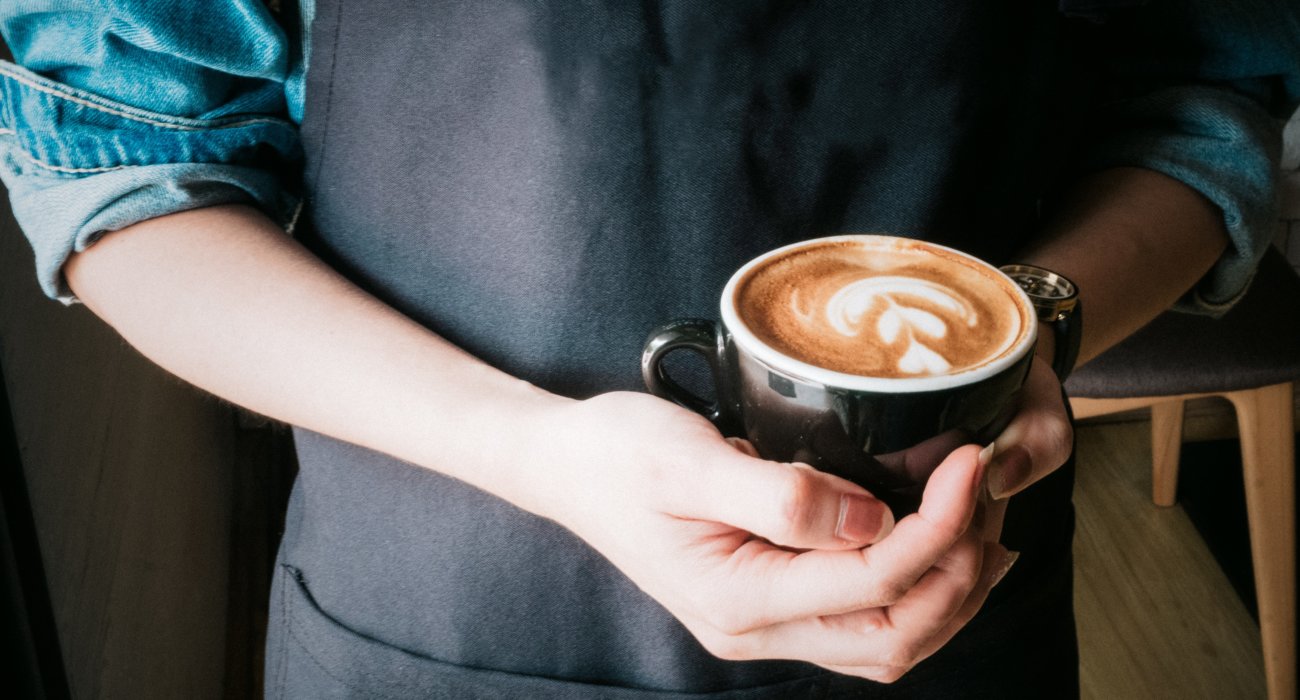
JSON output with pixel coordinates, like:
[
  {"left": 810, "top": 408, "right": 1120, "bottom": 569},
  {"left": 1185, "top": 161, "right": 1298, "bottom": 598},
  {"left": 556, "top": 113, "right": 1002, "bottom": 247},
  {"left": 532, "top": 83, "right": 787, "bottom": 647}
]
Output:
[{"left": 1049, "top": 300, "right": 1082, "bottom": 382}]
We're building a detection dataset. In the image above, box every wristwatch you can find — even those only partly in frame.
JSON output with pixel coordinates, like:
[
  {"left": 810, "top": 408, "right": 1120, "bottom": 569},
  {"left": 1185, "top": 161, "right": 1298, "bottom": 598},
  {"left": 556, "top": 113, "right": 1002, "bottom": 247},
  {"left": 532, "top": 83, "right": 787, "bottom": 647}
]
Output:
[{"left": 1000, "top": 264, "right": 1082, "bottom": 382}]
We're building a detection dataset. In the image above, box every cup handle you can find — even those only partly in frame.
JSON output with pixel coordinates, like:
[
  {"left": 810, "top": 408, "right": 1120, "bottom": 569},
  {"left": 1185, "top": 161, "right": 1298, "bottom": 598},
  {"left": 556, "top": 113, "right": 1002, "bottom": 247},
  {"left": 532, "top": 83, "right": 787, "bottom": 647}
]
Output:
[{"left": 641, "top": 319, "right": 733, "bottom": 428}]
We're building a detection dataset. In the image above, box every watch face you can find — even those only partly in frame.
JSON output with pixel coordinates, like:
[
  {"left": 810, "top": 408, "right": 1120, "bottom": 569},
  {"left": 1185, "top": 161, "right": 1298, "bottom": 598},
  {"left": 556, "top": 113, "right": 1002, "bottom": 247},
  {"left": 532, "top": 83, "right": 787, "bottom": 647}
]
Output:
[
  {"left": 999, "top": 264, "right": 1078, "bottom": 319},
  {"left": 1009, "top": 272, "right": 1074, "bottom": 300}
]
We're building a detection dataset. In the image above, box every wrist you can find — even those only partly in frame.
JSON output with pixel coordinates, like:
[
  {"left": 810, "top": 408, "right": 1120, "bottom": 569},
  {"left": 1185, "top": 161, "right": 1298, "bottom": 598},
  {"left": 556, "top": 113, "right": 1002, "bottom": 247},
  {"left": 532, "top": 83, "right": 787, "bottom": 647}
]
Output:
[
  {"left": 398, "top": 363, "right": 575, "bottom": 513},
  {"left": 494, "top": 384, "right": 581, "bottom": 517},
  {"left": 1035, "top": 322, "right": 1056, "bottom": 366},
  {"left": 1001, "top": 263, "right": 1080, "bottom": 382}
]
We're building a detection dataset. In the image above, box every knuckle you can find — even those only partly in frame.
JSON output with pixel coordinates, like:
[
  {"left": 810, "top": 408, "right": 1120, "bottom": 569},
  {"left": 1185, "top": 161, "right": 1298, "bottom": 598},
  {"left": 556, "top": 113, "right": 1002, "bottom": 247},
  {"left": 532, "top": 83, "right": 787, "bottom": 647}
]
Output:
[
  {"left": 1036, "top": 410, "right": 1073, "bottom": 456},
  {"left": 869, "top": 667, "right": 909, "bottom": 684},
  {"left": 1051, "top": 421, "right": 1074, "bottom": 459},
  {"left": 881, "top": 640, "right": 924, "bottom": 671},
  {"left": 770, "top": 469, "right": 818, "bottom": 542},
  {"left": 697, "top": 630, "right": 753, "bottom": 661},
  {"left": 854, "top": 609, "right": 890, "bottom": 634},
  {"left": 701, "top": 604, "right": 757, "bottom": 637},
  {"left": 932, "top": 514, "right": 968, "bottom": 546},
  {"left": 939, "top": 537, "right": 983, "bottom": 584},
  {"left": 870, "top": 577, "right": 910, "bottom": 607},
  {"left": 816, "top": 609, "right": 888, "bottom": 638}
]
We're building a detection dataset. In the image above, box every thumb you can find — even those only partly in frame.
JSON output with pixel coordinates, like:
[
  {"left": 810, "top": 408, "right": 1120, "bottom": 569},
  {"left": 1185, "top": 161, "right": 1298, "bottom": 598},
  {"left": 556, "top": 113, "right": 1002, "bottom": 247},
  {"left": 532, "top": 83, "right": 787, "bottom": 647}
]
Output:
[
  {"left": 986, "top": 358, "right": 1073, "bottom": 500},
  {"left": 674, "top": 440, "right": 895, "bottom": 550}
]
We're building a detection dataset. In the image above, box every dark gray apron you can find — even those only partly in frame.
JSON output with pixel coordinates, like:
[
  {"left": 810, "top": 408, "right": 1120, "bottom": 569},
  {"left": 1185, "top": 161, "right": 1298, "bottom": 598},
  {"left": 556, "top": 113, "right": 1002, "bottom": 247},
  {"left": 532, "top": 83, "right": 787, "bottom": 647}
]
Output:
[{"left": 267, "top": 1, "right": 1080, "bottom": 696}]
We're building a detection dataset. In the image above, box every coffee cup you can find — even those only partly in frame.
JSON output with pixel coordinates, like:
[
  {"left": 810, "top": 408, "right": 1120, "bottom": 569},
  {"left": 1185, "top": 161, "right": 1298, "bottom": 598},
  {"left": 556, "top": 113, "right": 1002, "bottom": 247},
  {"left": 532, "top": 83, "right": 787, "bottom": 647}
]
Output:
[{"left": 641, "top": 234, "right": 1037, "bottom": 515}]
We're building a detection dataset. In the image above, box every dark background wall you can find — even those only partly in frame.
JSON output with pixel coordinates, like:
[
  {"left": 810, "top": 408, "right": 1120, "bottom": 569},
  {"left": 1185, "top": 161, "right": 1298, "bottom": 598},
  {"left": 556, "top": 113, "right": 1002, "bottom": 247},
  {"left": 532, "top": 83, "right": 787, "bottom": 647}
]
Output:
[{"left": 0, "top": 197, "right": 294, "bottom": 698}]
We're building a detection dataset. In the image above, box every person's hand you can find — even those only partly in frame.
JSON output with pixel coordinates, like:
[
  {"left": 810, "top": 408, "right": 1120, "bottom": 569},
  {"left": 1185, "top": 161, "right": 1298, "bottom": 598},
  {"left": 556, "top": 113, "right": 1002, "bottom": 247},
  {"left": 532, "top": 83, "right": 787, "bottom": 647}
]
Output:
[
  {"left": 986, "top": 356, "right": 1073, "bottom": 502},
  {"left": 878, "top": 355, "right": 1073, "bottom": 674},
  {"left": 976, "top": 355, "right": 1075, "bottom": 545},
  {"left": 519, "top": 391, "right": 1014, "bottom": 682}
]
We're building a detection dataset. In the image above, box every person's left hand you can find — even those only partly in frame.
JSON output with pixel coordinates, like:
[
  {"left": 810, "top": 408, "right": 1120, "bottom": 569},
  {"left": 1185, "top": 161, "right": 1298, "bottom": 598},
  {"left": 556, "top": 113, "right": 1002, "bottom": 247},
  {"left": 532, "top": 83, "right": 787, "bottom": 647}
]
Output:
[
  {"left": 979, "top": 353, "right": 1074, "bottom": 535},
  {"left": 814, "top": 355, "right": 1072, "bottom": 681}
]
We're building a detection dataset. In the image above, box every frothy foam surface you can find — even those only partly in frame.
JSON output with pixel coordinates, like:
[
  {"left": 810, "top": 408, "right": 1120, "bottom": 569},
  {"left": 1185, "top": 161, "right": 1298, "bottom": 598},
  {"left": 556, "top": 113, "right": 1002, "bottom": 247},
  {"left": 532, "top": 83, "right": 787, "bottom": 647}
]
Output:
[{"left": 735, "top": 239, "right": 1027, "bottom": 378}]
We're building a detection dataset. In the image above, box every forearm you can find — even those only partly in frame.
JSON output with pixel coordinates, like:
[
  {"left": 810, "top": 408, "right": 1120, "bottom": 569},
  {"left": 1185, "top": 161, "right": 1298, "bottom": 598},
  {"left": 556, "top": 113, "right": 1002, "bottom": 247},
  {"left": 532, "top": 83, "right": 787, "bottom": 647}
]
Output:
[
  {"left": 65, "top": 204, "right": 569, "bottom": 510},
  {"left": 1021, "top": 167, "right": 1230, "bottom": 366}
]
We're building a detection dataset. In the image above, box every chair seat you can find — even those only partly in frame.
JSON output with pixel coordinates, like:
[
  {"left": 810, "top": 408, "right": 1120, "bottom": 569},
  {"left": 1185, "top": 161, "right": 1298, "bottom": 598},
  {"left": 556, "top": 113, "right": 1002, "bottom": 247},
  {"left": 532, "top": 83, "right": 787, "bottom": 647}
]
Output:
[{"left": 1066, "top": 250, "right": 1300, "bottom": 399}]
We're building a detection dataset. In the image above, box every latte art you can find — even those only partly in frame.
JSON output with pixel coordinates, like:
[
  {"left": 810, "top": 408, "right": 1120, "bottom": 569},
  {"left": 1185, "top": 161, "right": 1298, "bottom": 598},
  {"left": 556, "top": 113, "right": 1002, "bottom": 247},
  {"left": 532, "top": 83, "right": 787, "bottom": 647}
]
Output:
[
  {"left": 817, "top": 276, "right": 979, "bottom": 375},
  {"left": 734, "top": 238, "right": 1029, "bottom": 379}
]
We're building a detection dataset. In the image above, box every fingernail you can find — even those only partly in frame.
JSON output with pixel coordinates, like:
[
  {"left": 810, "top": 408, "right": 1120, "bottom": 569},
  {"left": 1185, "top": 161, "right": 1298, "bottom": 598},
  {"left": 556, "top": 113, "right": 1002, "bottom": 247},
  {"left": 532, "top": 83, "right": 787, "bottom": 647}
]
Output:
[
  {"left": 971, "top": 443, "right": 997, "bottom": 501},
  {"left": 726, "top": 437, "right": 760, "bottom": 458},
  {"left": 991, "top": 550, "right": 1020, "bottom": 587},
  {"left": 986, "top": 445, "right": 1032, "bottom": 500},
  {"left": 836, "top": 494, "right": 893, "bottom": 544}
]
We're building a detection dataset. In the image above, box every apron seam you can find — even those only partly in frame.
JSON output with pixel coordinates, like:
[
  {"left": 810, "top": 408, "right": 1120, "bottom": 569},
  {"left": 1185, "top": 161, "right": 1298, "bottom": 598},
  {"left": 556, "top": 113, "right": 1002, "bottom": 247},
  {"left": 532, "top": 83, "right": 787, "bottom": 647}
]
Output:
[
  {"left": 303, "top": 0, "right": 345, "bottom": 199},
  {"left": 274, "top": 567, "right": 290, "bottom": 697},
  {"left": 287, "top": 622, "right": 408, "bottom": 700}
]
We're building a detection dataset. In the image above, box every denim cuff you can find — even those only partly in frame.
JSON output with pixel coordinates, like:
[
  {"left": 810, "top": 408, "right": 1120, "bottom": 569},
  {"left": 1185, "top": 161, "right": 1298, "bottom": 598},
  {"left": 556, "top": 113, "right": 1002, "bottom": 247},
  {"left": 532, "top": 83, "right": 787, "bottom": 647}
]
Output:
[
  {"left": 1078, "top": 84, "right": 1285, "bottom": 316},
  {"left": 0, "top": 60, "right": 300, "bottom": 303}
]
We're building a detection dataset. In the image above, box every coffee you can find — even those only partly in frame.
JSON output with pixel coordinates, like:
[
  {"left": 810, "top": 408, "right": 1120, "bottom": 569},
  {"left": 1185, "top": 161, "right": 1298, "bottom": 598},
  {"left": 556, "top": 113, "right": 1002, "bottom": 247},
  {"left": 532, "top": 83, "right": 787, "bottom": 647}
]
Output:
[{"left": 733, "top": 237, "right": 1029, "bottom": 379}]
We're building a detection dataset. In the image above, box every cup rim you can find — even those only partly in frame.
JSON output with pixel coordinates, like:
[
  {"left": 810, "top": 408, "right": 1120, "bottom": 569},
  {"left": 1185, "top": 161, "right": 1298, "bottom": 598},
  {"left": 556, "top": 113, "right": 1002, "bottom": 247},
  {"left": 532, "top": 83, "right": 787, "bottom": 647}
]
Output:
[{"left": 720, "top": 234, "right": 1038, "bottom": 394}]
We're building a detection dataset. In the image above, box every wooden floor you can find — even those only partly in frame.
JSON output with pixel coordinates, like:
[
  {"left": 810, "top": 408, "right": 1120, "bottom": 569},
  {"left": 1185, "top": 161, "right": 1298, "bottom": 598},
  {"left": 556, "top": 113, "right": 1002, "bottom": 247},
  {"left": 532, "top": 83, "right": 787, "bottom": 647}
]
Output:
[{"left": 1074, "top": 420, "right": 1265, "bottom": 700}]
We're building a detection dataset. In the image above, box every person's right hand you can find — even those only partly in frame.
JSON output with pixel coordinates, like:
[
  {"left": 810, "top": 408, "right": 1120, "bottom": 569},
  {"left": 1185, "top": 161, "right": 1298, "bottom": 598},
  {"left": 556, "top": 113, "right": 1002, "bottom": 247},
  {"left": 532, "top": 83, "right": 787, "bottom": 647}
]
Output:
[{"left": 517, "top": 391, "right": 1015, "bottom": 683}]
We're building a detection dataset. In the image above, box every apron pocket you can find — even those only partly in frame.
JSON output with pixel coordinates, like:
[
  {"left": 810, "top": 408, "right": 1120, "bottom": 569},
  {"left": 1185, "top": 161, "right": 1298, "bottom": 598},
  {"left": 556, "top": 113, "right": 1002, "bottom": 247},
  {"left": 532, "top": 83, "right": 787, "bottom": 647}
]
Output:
[{"left": 267, "top": 565, "right": 832, "bottom": 699}]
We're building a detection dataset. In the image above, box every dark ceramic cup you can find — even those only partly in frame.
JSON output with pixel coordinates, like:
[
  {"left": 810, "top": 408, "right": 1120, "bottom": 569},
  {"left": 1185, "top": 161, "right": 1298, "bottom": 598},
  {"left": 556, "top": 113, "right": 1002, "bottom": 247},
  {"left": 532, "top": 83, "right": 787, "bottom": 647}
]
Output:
[{"left": 641, "top": 235, "right": 1037, "bottom": 515}]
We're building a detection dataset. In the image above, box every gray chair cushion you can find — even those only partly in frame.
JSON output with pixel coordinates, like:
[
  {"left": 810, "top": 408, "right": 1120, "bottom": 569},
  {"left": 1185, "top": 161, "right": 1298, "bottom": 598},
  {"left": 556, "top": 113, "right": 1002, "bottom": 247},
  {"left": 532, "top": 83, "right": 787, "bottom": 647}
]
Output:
[{"left": 1065, "top": 249, "right": 1300, "bottom": 399}]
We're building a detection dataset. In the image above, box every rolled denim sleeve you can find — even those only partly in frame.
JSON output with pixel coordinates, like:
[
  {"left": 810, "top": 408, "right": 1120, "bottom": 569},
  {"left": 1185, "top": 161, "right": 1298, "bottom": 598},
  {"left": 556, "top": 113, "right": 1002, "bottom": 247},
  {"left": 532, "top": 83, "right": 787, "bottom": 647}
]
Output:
[
  {"left": 0, "top": 1, "right": 302, "bottom": 303},
  {"left": 1074, "top": 0, "right": 1300, "bottom": 314}
]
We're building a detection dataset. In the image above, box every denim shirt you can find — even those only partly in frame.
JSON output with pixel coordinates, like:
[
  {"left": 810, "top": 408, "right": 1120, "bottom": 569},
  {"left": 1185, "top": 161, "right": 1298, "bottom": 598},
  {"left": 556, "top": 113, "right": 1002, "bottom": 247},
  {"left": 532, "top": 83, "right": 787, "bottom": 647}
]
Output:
[
  {"left": 1, "top": 0, "right": 1297, "bottom": 308},
  {"left": 0, "top": 0, "right": 309, "bottom": 302}
]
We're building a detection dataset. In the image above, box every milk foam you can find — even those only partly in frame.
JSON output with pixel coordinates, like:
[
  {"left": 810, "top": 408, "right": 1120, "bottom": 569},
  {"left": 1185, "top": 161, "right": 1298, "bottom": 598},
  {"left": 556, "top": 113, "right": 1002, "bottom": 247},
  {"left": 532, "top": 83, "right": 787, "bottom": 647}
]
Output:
[
  {"left": 733, "top": 238, "right": 1028, "bottom": 379},
  {"left": 819, "top": 276, "right": 978, "bottom": 375}
]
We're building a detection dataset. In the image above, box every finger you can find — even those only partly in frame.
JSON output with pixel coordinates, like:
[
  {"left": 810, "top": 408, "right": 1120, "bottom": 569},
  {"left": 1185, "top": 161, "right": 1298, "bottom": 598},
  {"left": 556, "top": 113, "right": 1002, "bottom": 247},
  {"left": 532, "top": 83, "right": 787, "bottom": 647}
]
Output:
[
  {"left": 849, "top": 443, "right": 986, "bottom": 591},
  {"left": 687, "top": 528, "right": 986, "bottom": 668},
  {"left": 876, "top": 526, "right": 987, "bottom": 641},
  {"left": 978, "top": 492, "right": 1008, "bottom": 544},
  {"left": 819, "top": 663, "right": 910, "bottom": 684},
  {"left": 809, "top": 542, "right": 1012, "bottom": 684},
  {"left": 671, "top": 441, "right": 895, "bottom": 550},
  {"left": 987, "top": 358, "right": 1072, "bottom": 500},
  {"left": 866, "top": 418, "right": 995, "bottom": 495},
  {"left": 725, "top": 437, "right": 760, "bottom": 458},
  {"left": 703, "top": 445, "right": 985, "bottom": 629},
  {"left": 872, "top": 428, "right": 971, "bottom": 484},
  {"left": 907, "top": 543, "right": 1018, "bottom": 668}
]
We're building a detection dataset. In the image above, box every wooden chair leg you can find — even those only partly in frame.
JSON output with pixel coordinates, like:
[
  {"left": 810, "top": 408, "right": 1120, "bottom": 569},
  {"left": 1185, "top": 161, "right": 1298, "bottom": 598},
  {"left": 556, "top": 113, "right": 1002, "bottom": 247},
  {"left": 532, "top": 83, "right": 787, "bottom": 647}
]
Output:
[
  {"left": 1227, "top": 382, "right": 1296, "bottom": 700},
  {"left": 1150, "top": 400, "right": 1185, "bottom": 507}
]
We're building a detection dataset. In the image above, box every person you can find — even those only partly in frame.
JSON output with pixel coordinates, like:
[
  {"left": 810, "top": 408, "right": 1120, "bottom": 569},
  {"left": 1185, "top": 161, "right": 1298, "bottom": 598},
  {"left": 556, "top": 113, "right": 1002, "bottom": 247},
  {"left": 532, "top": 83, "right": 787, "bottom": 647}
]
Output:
[{"left": 1, "top": 1, "right": 1295, "bottom": 697}]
